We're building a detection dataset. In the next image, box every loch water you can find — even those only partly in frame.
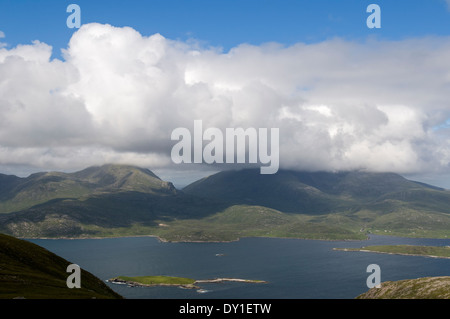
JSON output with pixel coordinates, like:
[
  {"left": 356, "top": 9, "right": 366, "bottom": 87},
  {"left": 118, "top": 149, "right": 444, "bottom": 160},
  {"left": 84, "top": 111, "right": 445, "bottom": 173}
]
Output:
[{"left": 28, "top": 235, "right": 450, "bottom": 299}]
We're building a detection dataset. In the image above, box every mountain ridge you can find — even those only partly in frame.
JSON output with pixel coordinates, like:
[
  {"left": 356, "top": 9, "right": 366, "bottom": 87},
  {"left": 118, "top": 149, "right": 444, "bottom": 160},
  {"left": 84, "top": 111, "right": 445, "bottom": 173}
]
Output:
[
  {"left": 183, "top": 169, "right": 447, "bottom": 214},
  {"left": 0, "top": 164, "right": 449, "bottom": 241},
  {"left": 0, "top": 164, "right": 177, "bottom": 214}
]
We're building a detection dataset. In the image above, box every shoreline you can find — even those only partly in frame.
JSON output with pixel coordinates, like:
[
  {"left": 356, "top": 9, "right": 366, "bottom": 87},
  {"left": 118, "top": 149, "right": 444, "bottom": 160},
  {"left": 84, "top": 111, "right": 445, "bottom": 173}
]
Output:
[
  {"left": 19, "top": 233, "right": 371, "bottom": 243},
  {"left": 194, "top": 278, "right": 268, "bottom": 284},
  {"left": 20, "top": 234, "right": 241, "bottom": 243},
  {"left": 334, "top": 248, "right": 450, "bottom": 259},
  {"left": 19, "top": 233, "right": 450, "bottom": 243},
  {"left": 107, "top": 278, "right": 199, "bottom": 289},
  {"left": 107, "top": 277, "right": 268, "bottom": 289}
]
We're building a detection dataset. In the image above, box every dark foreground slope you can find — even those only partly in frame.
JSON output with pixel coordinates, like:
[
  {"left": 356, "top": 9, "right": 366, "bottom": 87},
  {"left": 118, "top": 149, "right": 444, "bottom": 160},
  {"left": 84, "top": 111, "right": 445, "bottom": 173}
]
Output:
[{"left": 0, "top": 233, "right": 122, "bottom": 299}]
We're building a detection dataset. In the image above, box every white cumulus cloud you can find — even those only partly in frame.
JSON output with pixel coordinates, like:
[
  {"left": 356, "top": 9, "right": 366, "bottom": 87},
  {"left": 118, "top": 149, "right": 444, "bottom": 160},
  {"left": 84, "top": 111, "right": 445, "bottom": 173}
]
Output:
[{"left": 1, "top": 23, "right": 450, "bottom": 179}]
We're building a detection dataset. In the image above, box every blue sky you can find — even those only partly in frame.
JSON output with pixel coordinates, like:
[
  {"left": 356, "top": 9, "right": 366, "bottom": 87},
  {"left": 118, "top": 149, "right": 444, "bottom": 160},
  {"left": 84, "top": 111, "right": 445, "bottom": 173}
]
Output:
[{"left": 1, "top": 0, "right": 450, "bottom": 59}]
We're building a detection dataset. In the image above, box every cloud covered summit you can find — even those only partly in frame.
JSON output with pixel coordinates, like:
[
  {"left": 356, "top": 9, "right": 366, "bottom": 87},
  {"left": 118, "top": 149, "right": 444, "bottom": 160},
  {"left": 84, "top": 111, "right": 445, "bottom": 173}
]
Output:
[{"left": 1, "top": 23, "right": 450, "bottom": 177}]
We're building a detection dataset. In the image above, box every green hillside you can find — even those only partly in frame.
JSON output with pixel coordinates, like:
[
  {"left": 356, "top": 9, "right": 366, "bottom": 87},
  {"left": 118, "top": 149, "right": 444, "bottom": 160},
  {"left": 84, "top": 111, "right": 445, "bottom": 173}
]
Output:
[
  {"left": 336, "top": 245, "right": 450, "bottom": 258},
  {"left": 0, "top": 233, "right": 122, "bottom": 299},
  {"left": 183, "top": 169, "right": 351, "bottom": 214},
  {"left": 183, "top": 169, "right": 446, "bottom": 214},
  {"left": 0, "top": 165, "right": 449, "bottom": 241},
  {"left": 0, "top": 164, "right": 177, "bottom": 214},
  {"left": 0, "top": 164, "right": 228, "bottom": 238},
  {"left": 146, "top": 205, "right": 366, "bottom": 242},
  {"left": 0, "top": 186, "right": 226, "bottom": 238},
  {"left": 182, "top": 169, "right": 450, "bottom": 240},
  {"left": 71, "top": 164, "right": 174, "bottom": 194}
]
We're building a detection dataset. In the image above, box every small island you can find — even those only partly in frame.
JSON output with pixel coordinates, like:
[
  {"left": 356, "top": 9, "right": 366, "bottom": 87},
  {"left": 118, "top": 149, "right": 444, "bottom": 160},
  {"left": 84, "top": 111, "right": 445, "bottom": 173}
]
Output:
[
  {"left": 107, "top": 275, "right": 267, "bottom": 290},
  {"left": 334, "top": 245, "right": 450, "bottom": 259}
]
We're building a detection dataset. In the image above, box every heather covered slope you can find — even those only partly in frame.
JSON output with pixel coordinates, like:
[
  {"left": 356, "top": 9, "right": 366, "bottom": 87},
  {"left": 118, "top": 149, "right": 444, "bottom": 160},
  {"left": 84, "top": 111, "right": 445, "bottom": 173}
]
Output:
[{"left": 356, "top": 276, "right": 450, "bottom": 299}]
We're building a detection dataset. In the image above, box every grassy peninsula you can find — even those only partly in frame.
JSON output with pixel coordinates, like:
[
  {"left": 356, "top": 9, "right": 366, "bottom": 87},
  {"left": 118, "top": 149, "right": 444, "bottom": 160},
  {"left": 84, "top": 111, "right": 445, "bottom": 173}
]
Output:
[
  {"left": 335, "top": 245, "right": 450, "bottom": 259},
  {"left": 110, "top": 275, "right": 197, "bottom": 288},
  {"left": 108, "top": 275, "right": 267, "bottom": 289}
]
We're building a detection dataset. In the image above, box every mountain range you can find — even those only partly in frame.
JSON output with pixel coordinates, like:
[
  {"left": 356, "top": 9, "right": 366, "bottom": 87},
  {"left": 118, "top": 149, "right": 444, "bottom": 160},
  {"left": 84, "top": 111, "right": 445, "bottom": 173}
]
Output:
[{"left": 0, "top": 164, "right": 450, "bottom": 241}]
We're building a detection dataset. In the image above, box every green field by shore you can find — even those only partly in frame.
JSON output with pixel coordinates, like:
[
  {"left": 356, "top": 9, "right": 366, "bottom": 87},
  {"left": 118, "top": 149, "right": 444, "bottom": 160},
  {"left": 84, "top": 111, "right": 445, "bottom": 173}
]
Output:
[
  {"left": 111, "top": 275, "right": 195, "bottom": 286},
  {"left": 108, "top": 275, "right": 267, "bottom": 289},
  {"left": 335, "top": 245, "right": 450, "bottom": 259}
]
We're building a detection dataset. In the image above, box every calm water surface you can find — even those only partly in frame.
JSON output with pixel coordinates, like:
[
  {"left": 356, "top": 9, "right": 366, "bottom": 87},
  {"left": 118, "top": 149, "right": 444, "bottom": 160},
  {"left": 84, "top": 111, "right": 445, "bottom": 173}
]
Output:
[{"left": 28, "top": 235, "right": 450, "bottom": 299}]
